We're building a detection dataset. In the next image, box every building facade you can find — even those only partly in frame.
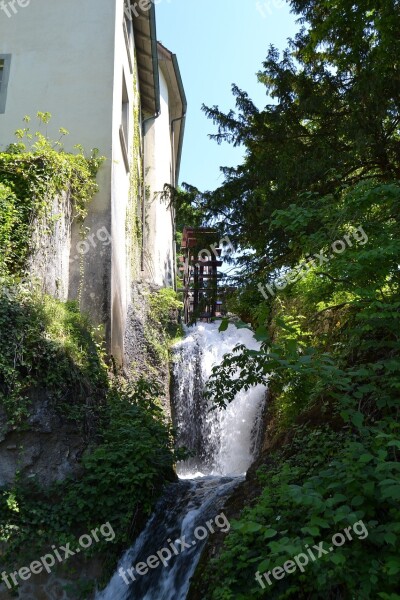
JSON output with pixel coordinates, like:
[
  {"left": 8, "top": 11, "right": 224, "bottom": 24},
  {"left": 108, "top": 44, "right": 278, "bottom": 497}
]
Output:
[{"left": 0, "top": 0, "right": 186, "bottom": 364}]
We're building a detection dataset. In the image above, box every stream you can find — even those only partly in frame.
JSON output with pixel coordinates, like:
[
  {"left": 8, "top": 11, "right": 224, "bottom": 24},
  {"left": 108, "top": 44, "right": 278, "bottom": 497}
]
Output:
[{"left": 96, "top": 323, "right": 266, "bottom": 600}]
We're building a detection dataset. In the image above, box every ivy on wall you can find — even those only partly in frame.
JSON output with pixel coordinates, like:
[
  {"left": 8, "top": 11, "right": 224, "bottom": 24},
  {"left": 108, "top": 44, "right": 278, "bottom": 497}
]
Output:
[
  {"left": 0, "top": 113, "right": 103, "bottom": 276},
  {"left": 126, "top": 68, "right": 144, "bottom": 279},
  {"left": 0, "top": 113, "right": 105, "bottom": 423}
]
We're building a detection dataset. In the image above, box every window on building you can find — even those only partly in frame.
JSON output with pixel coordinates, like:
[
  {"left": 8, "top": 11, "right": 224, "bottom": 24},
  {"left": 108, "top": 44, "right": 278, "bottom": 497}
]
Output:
[
  {"left": 0, "top": 55, "right": 11, "bottom": 114},
  {"left": 123, "top": 2, "right": 134, "bottom": 72},
  {"left": 124, "top": 5, "right": 133, "bottom": 40},
  {"left": 122, "top": 76, "right": 129, "bottom": 144},
  {"left": 120, "top": 74, "right": 130, "bottom": 171}
]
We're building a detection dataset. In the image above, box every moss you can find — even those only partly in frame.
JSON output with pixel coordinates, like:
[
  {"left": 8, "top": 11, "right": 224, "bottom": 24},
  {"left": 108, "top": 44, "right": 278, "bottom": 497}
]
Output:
[
  {"left": 143, "top": 288, "right": 183, "bottom": 365},
  {"left": 124, "top": 287, "right": 182, "bottom": 398},
  {"left": 148, "top": 288, "right": 184, "bottom": 343}
]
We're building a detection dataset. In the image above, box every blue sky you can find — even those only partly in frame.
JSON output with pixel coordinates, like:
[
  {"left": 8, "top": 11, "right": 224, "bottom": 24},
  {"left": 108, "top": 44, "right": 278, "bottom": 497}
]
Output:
[{"left": 156, "top": 0, "right": 298, "bottom": 191}]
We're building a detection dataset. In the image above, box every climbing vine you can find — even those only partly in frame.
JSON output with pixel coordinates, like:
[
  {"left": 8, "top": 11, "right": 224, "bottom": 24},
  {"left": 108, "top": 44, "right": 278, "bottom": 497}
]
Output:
[
  {"left": 0, "top": 113, "right": 103, "bottom": 276},
  {"left": 126, "top": 68, "right": 144, "bottom": 279}
]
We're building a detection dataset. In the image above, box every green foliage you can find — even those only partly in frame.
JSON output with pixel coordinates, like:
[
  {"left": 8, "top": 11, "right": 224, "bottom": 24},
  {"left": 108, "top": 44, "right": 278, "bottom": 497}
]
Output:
[
  {"left": 161, "top": 183, "right": 205, "bottom": 247},
  {"left": 0, "top": 113, "right": 108, "bottom": 421},
  {"left": 0, "top": 115, "right": 178, "bottom": 581},
  {"left": 0, "top": 279, "right": 107, "bottom": 426},
  {"left": 199, "top": 182, "right": 400, "bottom": 598},
  {"left": 149, "top": 288, "right": 183, "bottom": 341},
  {"left": 69, "top": 379, "right": 176, "bottom": 533},
  {"left": 144, "top": 288, "right": 183, "bottom": 365},
  {"left": 206, "top": 183, "right": 400, "bottom": 421},
  {"left": 191, "top": 1, "right": 400, "bottom": 597},
  {"left": 126, "top": 71, "right": 144, "bottom": 277},
  {"left": 196, "top": 0, "right": 399, "bottom": 281},
  {"left": 0, "top": 113, "right": 102, "bottom": 275},
  {"left": 0, "top": 378, "right": 177, "bottom": 567},
  {"left": 0, "top": 183, "right": 20, "bottom": 273},
  {"left": 201, "top": 423, "right": 400, "bottom": 599},
  {"left": 0, "top": 284, "right": 179, "bottom": 576}
]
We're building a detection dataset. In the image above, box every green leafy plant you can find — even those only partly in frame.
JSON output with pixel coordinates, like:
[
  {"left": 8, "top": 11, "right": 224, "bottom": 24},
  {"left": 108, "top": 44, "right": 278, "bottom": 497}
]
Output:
[
  {"left": 0, "top": 377, "right": 178, "bottom": 573},
  {"left": 200, "top": 422, "right": 400, "bottom": 599},
  {"left": 0, "top": 281, "right": 108, "bottom": 426},
  {"left": 0, "top": 113, "right": 103, "bottom": 275},
  {"left": 186, "top": 1, "right": 400, "bottom": 597}
]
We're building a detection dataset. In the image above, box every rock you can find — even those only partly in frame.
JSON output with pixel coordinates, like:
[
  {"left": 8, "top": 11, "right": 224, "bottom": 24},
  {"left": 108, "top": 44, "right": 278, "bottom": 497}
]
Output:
[{"left": 0, "top": 391, "right": 85, "bottom": 488}]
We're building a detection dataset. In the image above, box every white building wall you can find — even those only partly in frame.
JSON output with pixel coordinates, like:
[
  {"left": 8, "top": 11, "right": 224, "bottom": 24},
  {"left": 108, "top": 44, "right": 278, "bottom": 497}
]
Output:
[
  {"left": 0, "top": 0, "right": 115, "bottom": 156},
  {"left": 0, "top": 0, "right": 116, "bottom": 342},
  {"left": 0, "top": 0, "right": 178, "bottom": 364},
  {"left": 143, "top": 68, "right": 175, "bottom": 288},
  {"left": 110, "top": 0, "right": 140, "bottom": 363}
]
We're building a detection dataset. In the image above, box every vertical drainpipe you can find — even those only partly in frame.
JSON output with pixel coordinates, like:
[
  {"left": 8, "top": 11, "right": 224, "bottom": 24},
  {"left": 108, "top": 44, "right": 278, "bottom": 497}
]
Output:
[
  {"left": 171, "top": 114, "right": 186, "bottom": 291},
  {"left": 170, "top": 54, "right": 187, "bottom": 292}
]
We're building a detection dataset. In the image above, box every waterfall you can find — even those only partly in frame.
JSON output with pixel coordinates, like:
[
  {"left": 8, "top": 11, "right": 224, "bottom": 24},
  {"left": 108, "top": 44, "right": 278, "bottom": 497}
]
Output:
[
  {"left": 96, "top": 323, "right": 266, "bottom": 600},
  {"left": 172, "top": 323, "right": 266, "bottom": 477}
]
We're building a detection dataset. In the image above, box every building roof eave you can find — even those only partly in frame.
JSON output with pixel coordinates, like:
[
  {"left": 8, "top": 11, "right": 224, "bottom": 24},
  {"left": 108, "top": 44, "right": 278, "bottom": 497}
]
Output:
[
  {"left": 132, "top": 3, "right": 160, "bottom": 117},
  {"left": 171, "top": 53, "right": 187, "bottom": 185},
  {"left": 157, "top": 42, "right": 187, "bottom": 185}
]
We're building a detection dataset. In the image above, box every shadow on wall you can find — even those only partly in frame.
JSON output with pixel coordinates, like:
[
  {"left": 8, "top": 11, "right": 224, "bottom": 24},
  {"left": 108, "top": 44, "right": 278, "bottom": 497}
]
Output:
[{"left": 163, "top": 248, "right": 173, "bottom": 288}]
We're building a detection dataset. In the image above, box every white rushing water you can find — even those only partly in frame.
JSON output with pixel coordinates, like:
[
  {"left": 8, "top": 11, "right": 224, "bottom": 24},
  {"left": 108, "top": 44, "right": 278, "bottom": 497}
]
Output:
[
  {"left": 172, "top": 323, "right": 266, "bottom": 478},
  {"left": 96, "top": 322, "right": 266, "bottom": 600}
]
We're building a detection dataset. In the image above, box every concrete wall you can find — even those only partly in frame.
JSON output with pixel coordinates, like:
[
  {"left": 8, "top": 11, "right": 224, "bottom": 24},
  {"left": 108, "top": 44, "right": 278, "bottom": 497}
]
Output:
[
  {"left": 0, "top": 0, "right": 115, "bottom": 155},
  {"left": 109, "top": 1, "right": 142, "bottom": 364},
  {"left": 28, "top": 191, "right": 72, "bottom": 301},
  {"left": 0, "top": 0, "right": 178, "bottom": 365},
  {"left": 0, "top": 0, "right": 116, "bottom": 344},
  {"left": 143, "top": 67, "right": 175, "bottom": 288}
]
